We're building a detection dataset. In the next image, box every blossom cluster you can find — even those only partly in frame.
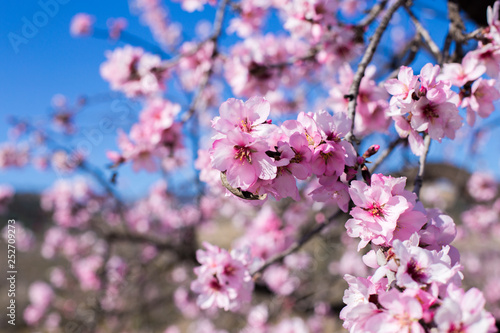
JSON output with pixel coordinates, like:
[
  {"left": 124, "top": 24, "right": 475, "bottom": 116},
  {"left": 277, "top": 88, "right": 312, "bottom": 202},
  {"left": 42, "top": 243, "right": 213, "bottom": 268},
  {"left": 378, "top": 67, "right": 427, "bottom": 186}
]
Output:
[
  {"left": 41, "top": 177, "right": 103, "bottom": 229},
  {"left": 341, "top": 174, "right": 498, "bottom": 333},
  {"left": 225, "top": 34, "right": 312, "bottom": 97},
  {"left": 100, "top": 46, "right": 168, "bottom": 97},
  {"left": 329, "top": 63, "right": 391, "bottom": 137},
  {"left": 107, "top": 97, "right": 184, "bottom": 172},
  {"left": 385, "top": 64, "right": 463, "bottom": 155},
  {"left": 209, "top": 96, "right": 357, "bottom": 206},
  {"left": 191, "top": 242, "right": 257, "bottom": 311},
  {"left": 345, "top": 173, "right": 427, "bottom": 250}
]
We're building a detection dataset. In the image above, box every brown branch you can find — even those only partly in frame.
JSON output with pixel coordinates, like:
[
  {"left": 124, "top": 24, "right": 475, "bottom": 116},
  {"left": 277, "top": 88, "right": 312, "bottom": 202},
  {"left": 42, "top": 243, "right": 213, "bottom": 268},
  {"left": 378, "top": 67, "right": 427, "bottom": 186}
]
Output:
[
  {"left": 405, "top": 8, "right": 441, "bottom": 62},
  {"left": 385, "top": 34, "right": 421, "bottom": 80},
  {"left": 369, "top": 137, "right": 405, "bottom": 173},
  {"left": 448, "top": 0, "right": 467, "bottom": 43},
  {"left": 412, "top": 134, "right": 431, "bottom": 198},
  {"left": 220, "top": 172, "right": 267, "bottom": 200},
  {"left": 346, "top": 0, "right": 407, "bottom": 143},
  {"left": 357, "top": 0, "right": 389, "bottom": 28},
  {"left": 251, "top": 210, "right": 344, "bottom": 276},
  {"left": 181, "top": 0, "right": 230, "bottom": 123}
]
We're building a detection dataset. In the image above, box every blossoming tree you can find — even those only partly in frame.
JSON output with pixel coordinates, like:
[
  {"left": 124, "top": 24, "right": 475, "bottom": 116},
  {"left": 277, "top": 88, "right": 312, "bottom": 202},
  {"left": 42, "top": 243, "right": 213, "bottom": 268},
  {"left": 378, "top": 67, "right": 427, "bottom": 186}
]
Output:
[{"left": 2, "top": 0, "right": 500, "bottom": 332}]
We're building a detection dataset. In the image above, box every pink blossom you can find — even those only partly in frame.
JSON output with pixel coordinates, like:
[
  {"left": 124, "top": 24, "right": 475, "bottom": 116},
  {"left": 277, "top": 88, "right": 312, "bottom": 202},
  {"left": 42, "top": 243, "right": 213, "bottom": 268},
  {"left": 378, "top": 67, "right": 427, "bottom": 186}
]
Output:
[
  {"left": 41, "top": 177, "right": 100, "bottom": 228},
  {"left": 72, "top": 255, "right": 103, "bottom": 290},
  {"left": 224, "top": 34, "right": 310, "bottom": 97},
  {"left": 227, "top": 0, "right": 269, "bottom": 37},
  {"left": 363, "top": 289, "right": 425, "bottom": 333},
  {"left": 0, "top": 143, "right": 29, "bottom": 169},
  {"left": 271, "top": 317, "right": 309, "bottom": 333},
  {"left": 385, "top": 66, "right": 419, "bottom": 115},
  {"left": 346, "top": 174, "right": 415, "bottom": 250},
  {"left": 234, "top": 205, "right": 294, "bottom": 260},
  {"left": 309, "top": 176, "right": 350, "bottom": 212},
  {"left": 310, "top": 110, "right": 356, "bottom": 177},
  {"left": 70, "top": 13, "right": 94, "bottom": 37},
  {"left": 340, "top": 274, "right": 388, "bottom": 331},
  {"left": 461, "top": 204, "right": 498, "bottom": 232},
  {"left": 410, "top": 96, "right": 462, "bottom": 142},
  {"left": 462, "top": 78, "right": 500, "bottom": 126},
  {"left": 100, "top": 46, "right": 168, "bottom": 97},
  {"left": 467, "top": 172, "right": 498, "bottom": 202},
  {"left": 29, "top": 281, "right": 54, "bottom": 309},
  {"left": 177, "top": 41, "right": 215, "bottom": 91},
  {"left": 389, "top": 235, "right": 462, "bottom": 289},
  {"left": 316, "top": 26, "right": 363, "bottom": 68},
  {"left": 107, "top": 17, "right": 128, "bottom": 39},
  {"left": 419, "top": 208, "right": 457, "bottom": 251},
  {"left": 174, "top": 0, "right": 216, "bottom": 12},
  {"left": 441, "top": 54, "right": 486, "bottom": 87},
  {"left": 331, "top": 64, "right": 390, "bottom": 136},
  {"left": 1, "top": 221, "right": 34, "bottom": 251},
  {"left": 434, "top": 285, "right": 497, "bottom": 333},
  {"left": 174, "top": 287, "right": 200, "bottom": 318},
  {"left": 211, "top": 129, "right": 277, "bottom": 190},
  {"left": 470, "top": 44, "right": 500, "bottom": 77},
  {"left": 263, "top": 265, "right": 300, "bottom": 296},
  {"left": 24, "top": 305, "right": 45, "bottom": 326},
  {"left": 282, "top": 0, "right": 338, "bottom": 41},
  {"left": 212, "top": 97, "right": 273, "bottom": 136},
  {"left": 133, "top": 0, "right": 181, "bottom": 48},
  {"left": 191, "top": 242, "right": 255, "bottom": 311}
]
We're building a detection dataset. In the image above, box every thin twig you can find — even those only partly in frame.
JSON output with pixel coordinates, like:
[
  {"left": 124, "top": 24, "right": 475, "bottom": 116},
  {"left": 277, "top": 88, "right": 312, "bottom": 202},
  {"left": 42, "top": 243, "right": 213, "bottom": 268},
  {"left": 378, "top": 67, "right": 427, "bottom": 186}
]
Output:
[
  {"left": 357, "top": 0, "right": 389, "bottom": 28},
  {"left": 181, "top": 0, "right": 230, "bottom": 123},
  {"left": 251, "top": 210, "right": 344, "bottom": 276},
  {"left": 447, "top": 0, "right": 467, "bottom": 43},
  {"left": 382, "top": 31, "right": 421, "bottom": 81},
  {"left": 369, "top": 137, "right": 405, "bottom": 173},
  {"left": 345, "top": 0, "right": 407, "bottom": 143},
  {"left": 405, "top": 8, "right": 441, "bottom": 62},
  {"left": 412, "top": 134, "right": 431, "bottom": 198},
  {"left": 441, "top": 32, "right": 453, "bottom": 65}
]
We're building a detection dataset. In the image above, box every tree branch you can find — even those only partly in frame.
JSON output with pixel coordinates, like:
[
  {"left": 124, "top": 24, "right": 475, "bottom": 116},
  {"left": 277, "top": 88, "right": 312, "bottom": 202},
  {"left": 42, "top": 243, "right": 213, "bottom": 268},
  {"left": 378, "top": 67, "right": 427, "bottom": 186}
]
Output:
[
  {"left": 251, "top": 210, "right": 344, "bottom": 276},
  {"left": 346, "top": 0, "right": 407, "bottom": 143},
  {"left": 181, "top": 0, "right": 230, "bottom": 123},
  {"left": 405, "top": 8, "right": 441, "bottom": 62},
  {"left": 412, "top": 134, "right": 431, "bottom": 198},
  {"left": 369, "top": 137, "right": 405, "bottom": 173},
  {"left": 357, "top": 0, "right": 389, "bottom": 28},
  {"left": 448, "top": 0, "right": 467, "bottom": 43}
]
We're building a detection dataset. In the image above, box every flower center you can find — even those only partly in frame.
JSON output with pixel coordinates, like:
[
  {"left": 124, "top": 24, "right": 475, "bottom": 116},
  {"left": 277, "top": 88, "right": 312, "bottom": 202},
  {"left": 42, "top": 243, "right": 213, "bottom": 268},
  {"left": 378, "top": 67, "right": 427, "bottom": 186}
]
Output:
[
  {"left": 209, "top": 277, "right": 222, "bottom": 291},
  {"left": 367, "top": 203, "right": 384, "bottom": 217},
  {"left": 239, "top": 118, "right": 252, "bottom": 133},
  {"left": 407, "top": 258, "right": 427, "bottom": 283},
  {"left": 423, "top": 103, "right": 439, "bottom": 119},
  {"left": 223, "top": 264, "right": 236, "bottom": 276},
  {"left": 234, "top": 145, "right": 253, "bottom": 164}
]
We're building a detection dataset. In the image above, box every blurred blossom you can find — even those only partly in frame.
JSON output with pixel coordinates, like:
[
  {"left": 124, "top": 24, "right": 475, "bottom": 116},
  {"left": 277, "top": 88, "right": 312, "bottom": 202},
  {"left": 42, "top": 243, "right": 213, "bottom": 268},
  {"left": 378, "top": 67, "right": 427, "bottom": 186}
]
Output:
[
  {"left": 70, "top": 13, "right": 95, "bottom": 37},
  {"left": 467, "top": 172, "right": 498, "bottom": 202}
]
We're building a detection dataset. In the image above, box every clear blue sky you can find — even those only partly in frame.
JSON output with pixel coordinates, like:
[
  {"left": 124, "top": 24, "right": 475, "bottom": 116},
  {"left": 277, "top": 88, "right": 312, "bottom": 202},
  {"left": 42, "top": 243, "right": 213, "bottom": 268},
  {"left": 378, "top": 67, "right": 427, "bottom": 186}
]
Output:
[{"left": 0, "top": 0, "right": 498, "bottom": 199}]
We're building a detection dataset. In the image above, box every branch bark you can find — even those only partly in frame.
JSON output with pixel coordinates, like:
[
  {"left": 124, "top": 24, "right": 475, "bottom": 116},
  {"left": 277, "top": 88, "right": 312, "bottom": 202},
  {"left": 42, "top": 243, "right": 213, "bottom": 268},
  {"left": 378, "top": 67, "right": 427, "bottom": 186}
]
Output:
[
  {"left": 405, "top": 8, "right": 441, "bottom": 62},
  {"left": 412, "top": 134, "right": 432, "bottom": 198},
  {"left": 346, "top": 0, "right": 407, "bottom": 143},
  {"left": 251, "top": 210, "right": 344, "bottom": 276},
  {"left": 369, "top": 137, "right": 405, "bottom": 173},
  {"left": 181, "top": 0, "right": 230, "bottom": 123}
]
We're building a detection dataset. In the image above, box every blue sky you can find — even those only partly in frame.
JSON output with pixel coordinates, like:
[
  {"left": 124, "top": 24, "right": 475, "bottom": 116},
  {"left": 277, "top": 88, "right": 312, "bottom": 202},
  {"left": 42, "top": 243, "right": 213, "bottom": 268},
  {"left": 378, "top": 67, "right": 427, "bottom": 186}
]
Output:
[{"left": 0, "top": 0, "right": 498, "bottom": 199}]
